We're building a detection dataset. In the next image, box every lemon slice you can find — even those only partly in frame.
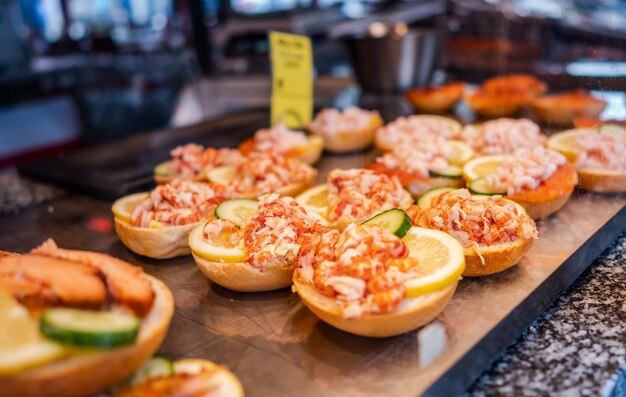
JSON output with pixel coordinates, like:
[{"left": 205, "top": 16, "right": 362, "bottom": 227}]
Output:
[
  {"left": 0, "top": 289, "right": 65, "bottom": 375},
  {"left": 295, "top": 184, "right": 329, "bottom": 218},
  {"left": 402, "top": 227, "right": 465, "bottom": 298},
  {"left": 188, "top": 224, "right": 247, "bottom": 263},
  {"left": 154, "top": 160, "right": 172, "bottom": 177},
  {"left": 462, "top": 155, "right": 506, "bottom": 181},
  {"left": 205, "top": 166, "right": 236, "bottom": 185},
  {"left": 446, "top": 141, "right": 475, "bottom": 166},
  {"left": 112, "top": 192, "right": 149, "bottom": 223},
  {"left": 547, "top": 128, "right": 594, "bottom": 162}
]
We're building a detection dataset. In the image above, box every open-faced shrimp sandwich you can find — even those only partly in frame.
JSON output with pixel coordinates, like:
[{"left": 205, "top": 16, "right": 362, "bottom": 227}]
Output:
[
  {"left": 482, "top": 74, "right": 547, "bottom": 97},
  {"left": 548, "top": 127, "right": 626, "bottom": 192},
  {"left": 531, "top": 90, "right": 607, "bottom": 127},
  {"left": 0, "top": 240, "right": 174, "bottom": 397},
  {"left": 292, "top": 209, "right": 465, "bottom": 337},
  {"left": 462, "top": 146, "right": 578, "bottom": 219},
  {"left": 239, "top": 122, "right": 323, "bottom": 165},
  {"left": 411, "top": 188, "right": 537, "bottom": 276},
  {"left": 404, "top": 82, "right": 466, "bottom": 114},
  {"left": 189, "top": 193, "right": 328, "bottom": 292},
  {"left": 308, "top": 106, "right": 382, "bottom": 153},
  {"left": 367, "top": 137, "right": 473, "bottom": 198},
  {"left": 153, "top": 144, "right": 244, "bottom": 184},
  {"left": 115, "top": 357, "right": 243, "bottom": 397},
  {"left": 295, "top": 168, "right": 413, "bottom": 229},
  {"left": 204, "top": 150, "right": 317, "bottom": 198},
  {"left": 459, "top": 118, "right": 546, "bottom": 156},
  {"left": 374, "top": 115, "right": 463, "bottom": 152},
  {"left": 113, "top": 180, "right": 231, "bottom": 259}
]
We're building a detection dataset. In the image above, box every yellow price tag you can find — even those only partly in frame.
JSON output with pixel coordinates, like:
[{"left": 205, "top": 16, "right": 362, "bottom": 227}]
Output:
[{"left": 269, "top": 31, "right": 313, "bottom": 129}]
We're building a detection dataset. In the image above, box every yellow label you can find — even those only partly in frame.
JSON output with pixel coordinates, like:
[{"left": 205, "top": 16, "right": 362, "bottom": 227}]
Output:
[{"left": 270, "top": 31, "right": 313, "bottom": 129}]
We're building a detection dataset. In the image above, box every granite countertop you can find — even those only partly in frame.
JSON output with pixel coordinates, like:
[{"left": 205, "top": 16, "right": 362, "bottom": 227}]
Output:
[{"left": 1, "top": 169, "right": 624, "bottom": 396}]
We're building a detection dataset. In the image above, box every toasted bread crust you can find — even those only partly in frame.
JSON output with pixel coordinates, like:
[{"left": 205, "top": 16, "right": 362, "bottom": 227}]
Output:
[
  {"left": 405, "top": 83, "right": 466, "bottom": 113},
  {"left": 577, "top": 169, "right": 626, "bottom": 193},
  {"left": 309, "top": 118, "right": 381, "bottom": 153},
  {"left": 293, "top": 278, "right": 457, "bottom": 337},
  {"left": 192, "top": 252, "right": 294, "bottom": 292},
  {"left": 115, "top": 218, "right": 201, "bottom": 259},
  {"left": 463, "top": 237, "right": 534, "bottom": 277},
  {"left": 0, "top": 275, "right": 174, "bottom": 397}
]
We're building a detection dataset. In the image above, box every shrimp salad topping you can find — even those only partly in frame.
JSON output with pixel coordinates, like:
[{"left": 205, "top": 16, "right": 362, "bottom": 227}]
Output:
[
  {"left": 377, "top": 116, "right": 460, "bottom": 147},
  {"left": 376, "top": 137, "right": 452, "bottom": 178},
  {"left": 170, "top": 144, "right": 243, "bottom": 179},
  {"left": 310, "top": 107, "right": 379, "bottom": 134},
  {"left": 131, "top": 180, "right": 230, "bottom": 228},
  {"left": 297, "top": 223, "right": 421, "bottom": 319},
  {"left": 486, "top": 147, "right": 567, "bottom": 195},
  {"left": 461, "top": 118, "right": 545, "bottom": 155},
  {"left": 253, "top": 123, "right": 309, "bottom": 153},
  {"left": 232, "top": 151, "right": 316, "bottom": 196},
  {"left": 326, "top": 169, "right": 406, "bottom": 224},
  {"left": 413, "top": 189, "right": 537, "bottom": 252},
  {"left": 576, "top": 131, "right": 626, "bottom": 172},
  {"left": 202, "top": 194, "right": 324, "bottom": 269}
]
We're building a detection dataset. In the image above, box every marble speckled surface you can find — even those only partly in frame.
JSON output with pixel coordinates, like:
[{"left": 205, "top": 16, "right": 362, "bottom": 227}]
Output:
[{"left": 466, "top": 232, "right": 626, "bottom": 397}]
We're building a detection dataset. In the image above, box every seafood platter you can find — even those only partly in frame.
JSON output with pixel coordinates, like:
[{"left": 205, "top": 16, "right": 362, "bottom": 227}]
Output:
[{"left": 3, "top": 74, "right": 625, "bottom": 397}]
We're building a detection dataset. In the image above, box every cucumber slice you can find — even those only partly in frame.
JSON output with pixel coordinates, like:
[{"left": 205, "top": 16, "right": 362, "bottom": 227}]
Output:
[
  {"left": 131, "top": 356, "right": 174, "bottom": 385},
  {"left": 154, "top": 161, "right": 172, "bottom": 177},
  {"left": 429, "top": 165, "right": 463, "bottom": 179},
  {"left": 362, "top": 208, "right": 411, "bottom": 238},
  {"left": 215, "top": 198, "right": 258, "bottom": 226},
  {"left": 599, "top": 124, "right": 626, "bottom": 135},
  {"left": 417, "top": 186, "right": 456, "bottom": 210},
  {"left": 40, "top": 308, "right": 140, "bottom": 348},
  {"left": 469, "top": 178, "right": 506, "bottom": 196}
]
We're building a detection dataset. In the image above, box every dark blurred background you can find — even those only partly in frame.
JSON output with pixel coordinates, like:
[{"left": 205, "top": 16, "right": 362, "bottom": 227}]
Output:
[{"left": 0, "top": 0, "right": 625, "bottom": 167}]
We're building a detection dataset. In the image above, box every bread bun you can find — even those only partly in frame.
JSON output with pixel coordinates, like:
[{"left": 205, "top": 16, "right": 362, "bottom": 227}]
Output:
[
  {"left": 192, "top": 252, "right": 294, "bottom": 292},
  {"left": 465, "top": 88, "right": 529, "bottom": 119},
  {"left": 576, "top": 169, "right": 626, "bottom": 193},
  {"left": 292, "top": 278, "right": 457, "bottom": 338},
  {"left": 309, "top": 116, "right": 381, "bottom": 153},
  {"left": 115, "top": 218, "right": 202, "bottom": 259},
  {"left": 463, "top": 237, "right": 534, "bottom": 277},
  {"left": 405, "top": 82, "right": 466, "bottom": 113},
  {"left": 0, "top": 275, "right": 174, "bottom": 397},
  {"left": 531, "top": 91, "right": 606, "bottom": 126},
  {"left": 205, "top": 165, "right": 316, "bottom": 199}
]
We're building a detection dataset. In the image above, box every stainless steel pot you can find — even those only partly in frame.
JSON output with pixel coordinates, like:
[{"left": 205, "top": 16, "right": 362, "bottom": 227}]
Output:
[{"left": 342, "top": 26, "right": 444, "bottom": 94}]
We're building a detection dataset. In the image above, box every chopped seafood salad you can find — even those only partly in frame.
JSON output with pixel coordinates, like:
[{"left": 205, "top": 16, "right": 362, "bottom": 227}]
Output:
[
  {"left": 376, "top": 116, "right": 460, "bottom": 147},
  {"left": 461, "top": 118, "right": 545, "bottom": 155},
  {"left": 131, "top": 180, "right": 230, "bottom": 227},
  {"left": 253, "top": 123, "right": 309, "bottom": 153},
  {"left": 309, "top": 106, "right": 379, "bottom": 134},
  {"left": 376, "top": 137, "right": 453, "bottom": 178},
  {"left": 412, "top": 189, "right": 537, "bottom": 255},
  {"left": 297, "top": 223, "right": 421, "bottom": 319},
  {"left": 231, "top": 151, "right": 316, "bottom": 196},
  {"left": 170, "top": 144, "right": 243, "bottom": 179},
  {"left": 576, "top": 130, "right": 626, "bottom": 172},
  {"left": 202, "top": 194, "right": 324, "bottom": 269},
  {"left": 486, "top": 147, "right": 567, "bottom": 195},
  {"left": 326, "top": 169, "right": 405, "bottom": 224}
]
